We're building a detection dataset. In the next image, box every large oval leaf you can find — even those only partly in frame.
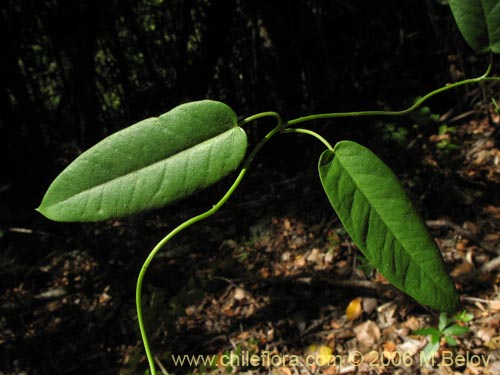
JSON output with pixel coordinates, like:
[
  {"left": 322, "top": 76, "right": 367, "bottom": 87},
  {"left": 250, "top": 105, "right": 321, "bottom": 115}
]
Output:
[
  {"left": 319, "top": 141, "right": 460, "bottom": 312},
  {"left": 37, "top": 100, "right": 247, "bottom": 222},
  {"left": 449, "top": 0, "right": 500, "bottom": 53}
]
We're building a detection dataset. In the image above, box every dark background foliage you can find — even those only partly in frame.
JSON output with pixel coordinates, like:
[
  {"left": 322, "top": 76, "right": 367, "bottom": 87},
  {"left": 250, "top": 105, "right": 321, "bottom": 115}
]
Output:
[
  {"left": 0, "top": 0, "right": 492, "bottom": 374},
  {"left": 1, "top": 0, "right": 475, "bottom": 221}
]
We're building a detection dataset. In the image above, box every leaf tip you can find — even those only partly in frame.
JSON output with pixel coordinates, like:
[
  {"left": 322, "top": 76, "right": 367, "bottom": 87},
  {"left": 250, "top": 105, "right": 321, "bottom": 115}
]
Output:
[
  {"left": 35, "top": 201, "right": 63, "bottom": 222},
  {"left": 35, "top": 204, "right": 46, "bottom": 217}
]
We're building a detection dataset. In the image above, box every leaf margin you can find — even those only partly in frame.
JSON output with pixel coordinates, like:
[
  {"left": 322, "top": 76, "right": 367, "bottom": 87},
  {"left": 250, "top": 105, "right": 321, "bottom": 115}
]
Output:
[
  {"left": 318, "top": 141, "right": 460, "bottom": 312},
  {"left": 449, "top": 0, "right": 500, "bottom": 53},
  {"left": 37, "top": 100, "right": 248, "bottom": 222}
]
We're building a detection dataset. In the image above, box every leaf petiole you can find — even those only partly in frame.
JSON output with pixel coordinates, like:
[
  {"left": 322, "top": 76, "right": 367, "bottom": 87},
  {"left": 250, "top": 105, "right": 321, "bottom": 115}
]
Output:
[
  {"left": 281, "top": 127, "right": 334, "bottom": 150},
  {"left": 239, "top": 111, "right": 283, "bottom": 129}
]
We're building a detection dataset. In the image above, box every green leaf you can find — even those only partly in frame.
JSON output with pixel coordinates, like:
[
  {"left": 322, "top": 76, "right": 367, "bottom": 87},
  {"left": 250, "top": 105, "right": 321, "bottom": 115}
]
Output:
[
  {"left": 318, "top": 141, "right": 460, "bottom": 312},
  {"left": 443, "top": 324, "right": 470, "bottom": 336},
  {"left": 413, "top": 327, "right": 441, "bottom": 337},
  {"left": 37, "top": 100, "right": 247, "bottom": 222},
  {"left": 453, "top": 310, "right": 473, "bottom": 323},
  {"left": 422, "top": 339, "right": 440, "bottom": 359},
  {"left": 449, "top": 0, "right": 500, "bottom": 53},
  {"left": 444, "top": 335, "right": 458, "bottom": 346},
  {"left": 439, "top": 312, "right": 449, "bottom": 331}
]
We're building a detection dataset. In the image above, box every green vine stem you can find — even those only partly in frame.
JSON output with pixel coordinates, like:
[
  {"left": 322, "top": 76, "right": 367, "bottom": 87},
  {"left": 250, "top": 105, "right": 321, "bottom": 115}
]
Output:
[
  {"left": 282, "top": 128, "right": 334, "bottom": 150},
  {"left": 136, "top": 112, "right": 282, "bottom": 375},
  {"left": 136, "top": 56, "right": 500, "bottom": 374},
  {"left": 239, "top": 111, "right": 283, "bottom": 129},
  {"left": 286, "top": 58, "right": 499, "bottom": 127}
]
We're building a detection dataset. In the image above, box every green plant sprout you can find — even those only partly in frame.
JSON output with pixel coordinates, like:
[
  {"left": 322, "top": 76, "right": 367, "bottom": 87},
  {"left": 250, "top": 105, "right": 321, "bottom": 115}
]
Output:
[
  {"left": 493, "top": 98, "right": 500, "bottom": 115},
  {"left": 36, "top": 1, "right": 500, "bottom": 374},
  {"left": 435, "top": 124, "right": 460, "bottom": 154},
  {"left": 413, "top": 310, "right": 473, "bottom": 360},
  {"left": 355, "top": 254, "right": 376, "bottom": 278}
]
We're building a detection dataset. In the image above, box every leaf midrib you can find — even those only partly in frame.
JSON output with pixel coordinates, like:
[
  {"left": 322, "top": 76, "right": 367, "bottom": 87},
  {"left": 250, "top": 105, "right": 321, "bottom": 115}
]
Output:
[
  {"left": 478, "top": 0, "right": 490, "bottom": 48},
  {"left": 333, "top": 152, "right": 449, "bottom": 296},
  {"left": 46, "top": 128, "right": 241, "bottom": 210}
]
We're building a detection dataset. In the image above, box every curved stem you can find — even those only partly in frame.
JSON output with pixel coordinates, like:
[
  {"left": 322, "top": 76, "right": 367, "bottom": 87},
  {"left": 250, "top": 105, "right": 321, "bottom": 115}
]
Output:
[
  {"left": 136, "top": 122, "right": 282, "bottom": 375},
  {"left": 282, "top": 128, "right": 334, "bottom": 150},
  {"left": 239, "top": 111, "right": 283, "bottom": 129},
  {"left": 286, "top": 65, "right": 499, "bottom": 127},
  {"left": 481, "top": 52, "right": 493, "bottom": 79}
]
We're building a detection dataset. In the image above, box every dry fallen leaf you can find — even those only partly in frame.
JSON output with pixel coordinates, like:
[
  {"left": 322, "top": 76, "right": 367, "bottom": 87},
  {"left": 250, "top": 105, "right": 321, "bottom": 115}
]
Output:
[
  {"left": 317, "top": 345, "right": 334, "bottom": 366},
  {"left": 490, "top": 300, "right": 500, "bottom": 311},
  {"left": 382, "top": 341, "right": 397, "bottom": 352},
  {"left": 455, "top": 239, "right": 468, "bottom": 252},
  {"left": 362, "top": 298, "right": 378, "bottom": 314},
  {"left": 281, "top": 251, "right": 291, "bottom": 262},
  {"left": 216, "top": 352, "right": 224, "bottom": 368},
  {"left": 403, "top": 316, "right": 420, "bottom": 331},
  {"left": 488, "top": 361, "right": 500, "bottom": 374},
  {"left": 324, "top": 250, "right": 335, "bottom": 264},
  {"left": 323, "top": 366, "right": 337, "bottom": 375},
  {"left": 397, "top": 336, "right": 425, "bottom": 356},
  {"left": 261, "top": 267, "right": 270, "bottom": 278},
  {"left": 484, "top": 205, "right": 500, "bottom": 220},
  {"left": 306, "top": 248, "right": 322, "bottom": 264},
  {"left": 276, "top": 367, "right": 292, "bottom": 375},
  {"left": 305, "top": 344, "right": 333, "bottom": 366},
  {"left": 484, "top": 336, "right": 500, "bottom": 350},
  {"left": 463, "top": 221, "right": 479, "bottom": 235},
  {"left": 484, "top": 233, "right": 500, "bottom": 243},
  {"left": 233, "top": 287, "right": 246, "bottom": 301},
  {"left": 353, "top": 320, "right": 381, "bottom": 349},
  {"left": 237, "top": 331, "right": 250, "bottom": 340},
  {"left": 451, "top": 260, "right": 474, "bottom": 277},
  {"left": 382, "top": 341, "right": 397, "bottom": 360},
  {"left": 294, "top": 255, "right": 306, "bottom": 268},
  {"left": 185, "top": 305, "right": 196, "bottom": 316},
  {"left": 377, "top": 302, "right": 397, "bottom": 328},
  {"left": 346, "top": 297, "right": 363, "bottom": 320},
  {"left": 477, "top": 327, "right": 496, "bottom": 343},
  {"left": 473, "top": 149, "right": 492, "bottom": 165}
]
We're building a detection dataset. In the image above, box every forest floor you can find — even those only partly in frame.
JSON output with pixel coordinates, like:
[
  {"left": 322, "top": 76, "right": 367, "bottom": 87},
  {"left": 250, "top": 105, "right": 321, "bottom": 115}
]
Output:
[{"left": 2, "top": 93, "right": 500, "bottom": 375}]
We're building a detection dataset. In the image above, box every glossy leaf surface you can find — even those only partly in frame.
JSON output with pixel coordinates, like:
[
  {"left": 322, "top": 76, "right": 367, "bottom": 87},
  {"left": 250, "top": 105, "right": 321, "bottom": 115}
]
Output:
[
  {"left": 319, "top": 141, "right": 460, "bottom": 312},
  {"left": 38, "top": 100, "right": 247, "bottom": 222},
  {"left": 449, "top": 0, "right": 500, "bottom": 53}
]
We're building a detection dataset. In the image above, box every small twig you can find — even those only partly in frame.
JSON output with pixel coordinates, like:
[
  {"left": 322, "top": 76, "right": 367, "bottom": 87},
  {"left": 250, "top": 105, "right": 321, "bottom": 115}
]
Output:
[
  {"left": 480, "top": 255, "right": 500, "bottom": 273},
  {"left": 219, "top": 273, "right": 395, "bottom": 297},
  {"left": 426, "top": 219, "right": 500, "bottom": 255},
  {"left": 276, "top": 273, "right": 395, "bottom": 293},
  {"left": 301, "top": 311, "right": 338, "bottom": 336},
  {"left": 0, "top": 287, "right": 67, "bottom": 312},
  {"left": 154, "top": 356, "right": 169, "bottom": 375},
  {"left": 456, "top": 253, "right": 500, "bottom": 284},
  {"left": 212, "top": 275, "right": 242, "bottom": 289},
  {"left": 315, "top": 277, "right": 393, "bottom": 292},
  {"left": 440, "top": 109, "right": 476, "bottom": 124},
  {"left": 297, "top": 357, "right": 315, "bottom": 375},
  {"left": 7, "top": 227, "right": 34, "bottom": 234},
  {"left": 338, "top": 365, "right": 357, "bottom": 374},
  {"left": 462, "top": 296, "right": 499, "bottom": 305},
  {"left": 212, "top": 275, "right": 261, "bottom": 307}
]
